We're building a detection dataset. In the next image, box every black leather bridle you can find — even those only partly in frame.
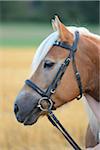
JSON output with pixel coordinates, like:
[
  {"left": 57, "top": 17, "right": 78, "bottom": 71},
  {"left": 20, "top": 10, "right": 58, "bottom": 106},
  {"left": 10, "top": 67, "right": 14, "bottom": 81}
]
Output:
[
  {"left": 25, "top": 31, "right": 82, "bottom": 111},
  {"left": 25, "top": 31, "right": 82, "bottom": 150}
]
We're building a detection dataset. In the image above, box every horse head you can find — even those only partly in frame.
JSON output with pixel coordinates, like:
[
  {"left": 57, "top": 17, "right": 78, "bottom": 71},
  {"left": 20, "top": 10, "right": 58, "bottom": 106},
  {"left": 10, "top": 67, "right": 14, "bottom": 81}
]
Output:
[{"left": 14, "top": 16, "right": 95, "bottom": 125}]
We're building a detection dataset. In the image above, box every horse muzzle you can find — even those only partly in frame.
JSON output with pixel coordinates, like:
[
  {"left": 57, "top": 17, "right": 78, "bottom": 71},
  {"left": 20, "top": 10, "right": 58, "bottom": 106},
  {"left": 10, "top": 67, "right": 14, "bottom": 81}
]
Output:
[{"left": 14, "top": 91, "right": 41, "bottom": 125}]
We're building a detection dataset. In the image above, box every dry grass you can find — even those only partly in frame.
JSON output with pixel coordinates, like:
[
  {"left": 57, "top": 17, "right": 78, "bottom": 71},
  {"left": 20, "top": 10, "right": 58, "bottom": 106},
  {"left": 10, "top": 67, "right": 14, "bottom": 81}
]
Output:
[{"left": 0, "top": 47, "right": 88, "bottom": 150}]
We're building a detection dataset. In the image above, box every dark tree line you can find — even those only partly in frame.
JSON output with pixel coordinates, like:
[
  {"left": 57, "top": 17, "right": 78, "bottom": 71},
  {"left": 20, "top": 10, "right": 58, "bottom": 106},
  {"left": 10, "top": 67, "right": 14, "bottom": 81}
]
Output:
[{"left": 0, "top": 1, "right": 99, "bottom": 24}]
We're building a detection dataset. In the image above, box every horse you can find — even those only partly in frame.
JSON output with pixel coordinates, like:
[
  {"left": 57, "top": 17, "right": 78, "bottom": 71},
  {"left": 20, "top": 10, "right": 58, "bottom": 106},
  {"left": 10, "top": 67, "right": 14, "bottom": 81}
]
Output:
[{"left": 14, "top": 16, "right": 100, "bottom": 149}]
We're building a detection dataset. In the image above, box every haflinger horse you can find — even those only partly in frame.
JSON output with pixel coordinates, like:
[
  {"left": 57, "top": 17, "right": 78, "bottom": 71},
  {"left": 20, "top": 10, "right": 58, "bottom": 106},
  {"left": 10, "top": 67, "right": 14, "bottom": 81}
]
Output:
[{"left": 14, "top": 16, "right": 100, "bottom": 149}]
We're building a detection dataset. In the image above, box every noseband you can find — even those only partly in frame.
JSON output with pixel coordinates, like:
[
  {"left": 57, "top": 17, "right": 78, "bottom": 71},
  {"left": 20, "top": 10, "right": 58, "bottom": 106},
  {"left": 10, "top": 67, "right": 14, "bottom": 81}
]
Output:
[
  {"left": 25, "top": 31, "right": 82, "bottom": 111},
  {"left": 25, "top": 31, "right": 82, "bottom": 150}
]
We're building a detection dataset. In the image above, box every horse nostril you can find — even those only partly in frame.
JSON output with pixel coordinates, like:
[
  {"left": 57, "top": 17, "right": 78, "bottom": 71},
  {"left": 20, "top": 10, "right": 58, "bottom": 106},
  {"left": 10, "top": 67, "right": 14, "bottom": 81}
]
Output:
[{"left": 14, "top": 104, "right": 19, "bottom": 115}]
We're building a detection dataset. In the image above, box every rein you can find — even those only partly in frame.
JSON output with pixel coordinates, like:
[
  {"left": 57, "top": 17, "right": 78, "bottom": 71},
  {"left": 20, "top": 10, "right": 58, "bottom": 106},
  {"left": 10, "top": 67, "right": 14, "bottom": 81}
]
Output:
[
  {"left": 25, "top": 31, "right": 82, "bottom": 149},
  {"left": 48, "top": 110, "right": 81, "bottom": 150}
]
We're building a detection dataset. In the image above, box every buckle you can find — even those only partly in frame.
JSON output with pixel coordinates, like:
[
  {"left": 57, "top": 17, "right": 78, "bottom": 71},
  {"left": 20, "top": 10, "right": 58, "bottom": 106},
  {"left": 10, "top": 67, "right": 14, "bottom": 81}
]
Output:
[
  {"left": 76, "top": 72, "right": 80, "bottom": 80},
  {"left": 37, "top": 97, "right": 53, "bottom": 112},
  {"left": 77, "top": 94, "right": 82, "bottom": 100}
]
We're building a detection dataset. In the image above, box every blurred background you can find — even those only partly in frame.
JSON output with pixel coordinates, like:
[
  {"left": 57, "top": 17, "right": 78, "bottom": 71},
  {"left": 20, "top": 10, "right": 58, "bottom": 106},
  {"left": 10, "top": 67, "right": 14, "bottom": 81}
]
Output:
[{"left": 0, "top": 1, "right": 99, "bottom": 150}]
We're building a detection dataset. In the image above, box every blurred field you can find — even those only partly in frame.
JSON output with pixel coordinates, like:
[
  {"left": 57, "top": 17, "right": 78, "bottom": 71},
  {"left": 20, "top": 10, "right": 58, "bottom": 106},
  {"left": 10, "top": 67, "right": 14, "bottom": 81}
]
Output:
[{"left": 0, "top": 47, "right": 89, "bottom": 150}]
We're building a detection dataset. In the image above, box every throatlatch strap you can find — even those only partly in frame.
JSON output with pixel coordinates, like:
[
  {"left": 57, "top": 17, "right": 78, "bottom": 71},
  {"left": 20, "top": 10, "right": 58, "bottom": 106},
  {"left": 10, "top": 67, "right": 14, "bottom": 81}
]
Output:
[{"left": 72, "top": 53, "right": 83, "bottom": 100}]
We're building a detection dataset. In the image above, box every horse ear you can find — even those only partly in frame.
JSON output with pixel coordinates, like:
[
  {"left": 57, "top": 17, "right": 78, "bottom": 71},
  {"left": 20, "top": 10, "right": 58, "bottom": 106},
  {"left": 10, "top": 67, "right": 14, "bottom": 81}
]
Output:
[
  {"left": 52, "top": 16, "right": 73, "bottom": 44},
  {"left": 51, "top": 19, "right": 57, "bottom": 31}
]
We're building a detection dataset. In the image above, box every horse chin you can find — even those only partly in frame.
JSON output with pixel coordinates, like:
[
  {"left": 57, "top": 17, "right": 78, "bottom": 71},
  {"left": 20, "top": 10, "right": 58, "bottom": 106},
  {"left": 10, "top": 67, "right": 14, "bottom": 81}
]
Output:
[
  {"left": 23, "top": 115, "right": 38, "bottom": 125},
  {"left": 23, "top": 108, "right": 41, "bottom": 126}
]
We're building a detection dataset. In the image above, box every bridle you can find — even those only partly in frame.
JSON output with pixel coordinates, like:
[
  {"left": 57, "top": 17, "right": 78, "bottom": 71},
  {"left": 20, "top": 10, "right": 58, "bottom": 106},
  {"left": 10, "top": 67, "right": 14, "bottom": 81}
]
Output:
[
  {"left": 25, "top": 31, "right": 82, "bottom": 150},
  {"left": 25, "top": 31, "right": 82, "bottom": 110}
]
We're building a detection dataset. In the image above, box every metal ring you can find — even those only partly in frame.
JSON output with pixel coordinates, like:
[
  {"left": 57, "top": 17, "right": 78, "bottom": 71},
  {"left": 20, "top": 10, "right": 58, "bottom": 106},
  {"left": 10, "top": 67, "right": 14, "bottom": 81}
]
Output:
[
  {"left": 37, "top": 97, "right": 53, "bottom": 112},
  {"left": 67, "top": 57, "right": 71, "bottom": 61},
  {"left": 50, "top": 89, "right": 55, "bottom": 94}
]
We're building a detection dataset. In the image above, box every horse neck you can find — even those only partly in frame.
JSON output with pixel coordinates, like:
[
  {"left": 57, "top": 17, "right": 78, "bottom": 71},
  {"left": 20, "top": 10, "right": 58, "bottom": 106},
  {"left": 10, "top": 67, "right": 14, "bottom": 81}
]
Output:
[
  {"left": 79, "top": 34, "right": 100, "bottom": 101},
  {"left": 82, "top": 95, "right": 100, "bottom": 142}
]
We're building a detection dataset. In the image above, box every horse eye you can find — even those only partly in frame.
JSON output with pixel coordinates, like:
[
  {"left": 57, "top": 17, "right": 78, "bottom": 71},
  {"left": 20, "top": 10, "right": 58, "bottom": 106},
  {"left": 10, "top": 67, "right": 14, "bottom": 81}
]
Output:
[{"left": 44, "top": 60, "right": 55, "bottom": 69}]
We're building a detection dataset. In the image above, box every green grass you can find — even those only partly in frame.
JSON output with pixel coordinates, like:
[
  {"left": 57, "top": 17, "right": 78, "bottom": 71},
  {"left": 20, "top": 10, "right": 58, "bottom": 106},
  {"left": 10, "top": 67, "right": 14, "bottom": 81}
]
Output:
[
  {"left": 0, "top": 22, "right": 52, "bottom": 47},
  {"left": 0, "top": 22, "right": 99, "bottom": 48}
]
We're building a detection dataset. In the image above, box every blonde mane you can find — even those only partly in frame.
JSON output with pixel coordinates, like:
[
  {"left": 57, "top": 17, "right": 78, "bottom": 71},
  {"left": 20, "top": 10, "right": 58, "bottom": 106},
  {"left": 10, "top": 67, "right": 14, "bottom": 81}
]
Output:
[{"left": 32, "top": 26, "right": 100, "bottom": 74}]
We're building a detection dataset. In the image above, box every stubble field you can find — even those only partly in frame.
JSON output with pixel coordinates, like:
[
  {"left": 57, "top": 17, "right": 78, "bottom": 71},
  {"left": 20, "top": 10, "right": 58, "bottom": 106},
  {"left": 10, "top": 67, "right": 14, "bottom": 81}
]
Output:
[{"left": 0, "top": 47, "right": 88, "bottom": 150}]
